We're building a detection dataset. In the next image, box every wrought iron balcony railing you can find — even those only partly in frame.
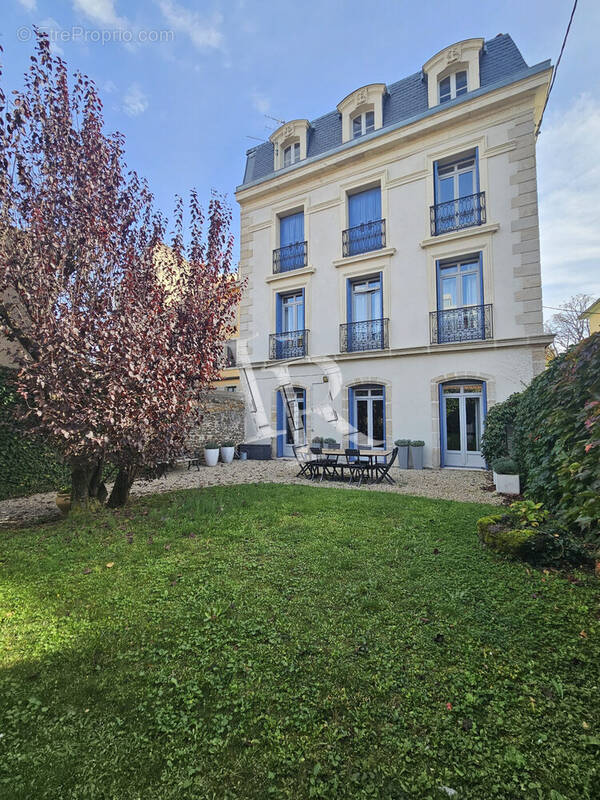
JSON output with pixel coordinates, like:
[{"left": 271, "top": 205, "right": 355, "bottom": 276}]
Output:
[
  {"left": 430, "top": 191, "right": 486, "bottom": 236},
  {"left": 430, "top": 304, "right": 493, "bottom": 344},
  {"left": 342, "top": 219, "right": 386, "bottom": 257},
  {"left": 340, "top": 318, "right": 389, "bottom": 353},
  {"left": 269, "top": 329, "right": 309, "bottom": 360},
  {"left": 272, "top": 241, "right": 308, "bottom": 273}
]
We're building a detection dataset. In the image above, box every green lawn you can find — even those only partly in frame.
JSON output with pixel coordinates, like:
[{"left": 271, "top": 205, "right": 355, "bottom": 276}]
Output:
[{"left": 1, "top": 485, "right": 598, "bottom": 799}]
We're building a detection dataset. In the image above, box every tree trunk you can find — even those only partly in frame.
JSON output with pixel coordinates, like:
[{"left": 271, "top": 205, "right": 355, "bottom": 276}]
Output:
[
  {"left": 107, "top": 466, "right": 137, "bottom": 508},
  {"left": 71, "top": 456, "right": 105, "bottom": 506}
]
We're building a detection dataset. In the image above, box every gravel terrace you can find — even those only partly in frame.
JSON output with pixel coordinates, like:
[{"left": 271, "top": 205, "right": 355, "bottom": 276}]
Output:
[{"left": 0, "top": 459, "right": 502, "bottom": 527}]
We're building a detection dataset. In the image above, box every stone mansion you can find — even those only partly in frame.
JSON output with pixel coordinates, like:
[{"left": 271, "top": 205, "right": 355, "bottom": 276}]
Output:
[{"left": 234, "top": 34, "right": 553, "bottom": 468}]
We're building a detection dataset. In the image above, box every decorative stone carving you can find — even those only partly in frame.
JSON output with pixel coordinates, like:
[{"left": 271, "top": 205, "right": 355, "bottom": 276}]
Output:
[
  {"left": 354, "top": 89, "right": 368, "bottom": 107},
  {"left": 446, "top": 46, "right": 462, "bottom": 64}
]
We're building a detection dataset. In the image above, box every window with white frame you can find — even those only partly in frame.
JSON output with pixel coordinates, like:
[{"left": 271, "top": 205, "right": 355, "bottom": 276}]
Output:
[
  {"left": 438, "top": 70, "right": 468, "bottom": 103},
  {"left": 352, "top": 110, "right": 375, "bottom": 139},
  {"left": 283, "top": 142, "right": 301, "bottom": 167}
]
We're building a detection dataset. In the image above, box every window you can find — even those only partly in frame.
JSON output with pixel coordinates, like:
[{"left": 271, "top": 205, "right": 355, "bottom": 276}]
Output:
[
  {"left": 439, "top": 70, "right": 468, "bottom": 103},
  {"left": 352, "top": 110, "right": 375, "bottom": 139},
  {"left": 433, "top": 255, "right": 489, "bottom": 344},
  {"left": 350, "top": 276, "right": 382, "bottom": 321},
  {"left": 344, "top": 186, "right": 384, "bottom": 256},
  {"left": 350, "top": 385, "right": 385, "bottom": 449},
  {"left": 432, "top": 151, "right": 484, "bottom": 234},
  {"left": 272, "top": 289, "right": 306, "bottom": 359},
  {"left": 283, "top": 142, "right": 300, "bottom": 167},
  {"left": 275, "top": 211, "right": 306, "bottom": 273},
  {"left": 342, "top": 274, "right": 387, "bottom": 352}
]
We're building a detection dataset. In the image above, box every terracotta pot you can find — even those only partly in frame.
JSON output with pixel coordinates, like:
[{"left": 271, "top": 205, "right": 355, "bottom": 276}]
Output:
[{"left": 55, "top": 492, "right": 71, "bottom": 515}]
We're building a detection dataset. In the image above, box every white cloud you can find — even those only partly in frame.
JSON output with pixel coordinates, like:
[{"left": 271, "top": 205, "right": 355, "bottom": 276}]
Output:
[
  {"left": 103, "top": 80, "right": 117, "bottom": 94},
  {"left": 158, "top": 0, "right": 224, "bottom": 51},
  {"left": 538, "top": 94, "right": 600, "bottom": 309},
  {"left": 251, "top": 91, "right": 270, "bottom": 115},
  {"left": 72, "top": 0, "right": 127, "bottom": 28},
  {"left": 17, "top": 0, "right": 37, "bottom": 11},
  {"left": 122, "top": 83, "right": 148, "bottom": 116}
]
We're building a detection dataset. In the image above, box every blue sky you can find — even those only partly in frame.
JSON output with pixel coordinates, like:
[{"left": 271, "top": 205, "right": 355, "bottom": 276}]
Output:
[{"left": 2, "top": 0, "right": 599, "bottom": 312}]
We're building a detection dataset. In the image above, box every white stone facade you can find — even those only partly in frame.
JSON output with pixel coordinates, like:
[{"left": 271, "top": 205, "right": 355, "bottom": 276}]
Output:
[{"left": 235, "top": 38, "right": 552, "bottom": 468}]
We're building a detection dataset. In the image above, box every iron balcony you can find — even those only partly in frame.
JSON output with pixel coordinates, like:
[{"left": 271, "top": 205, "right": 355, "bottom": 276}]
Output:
[
  {"left": 272, "top": 241, "right": 308, "bottom": 273},
  {"left": 430, "top": 192, "right": 486, "bottom": 236},
  {"left": 269, "top": 329, "right": 309, "bottom": 360},
  {"left": 430, "top": 304, "right": 493, "bottom": 344},
  {"left": 340, "top": 318, "right": 389, "bottom": 352},
  {"left": 342, "top": 219, "right": 386, "bottom": 257}
]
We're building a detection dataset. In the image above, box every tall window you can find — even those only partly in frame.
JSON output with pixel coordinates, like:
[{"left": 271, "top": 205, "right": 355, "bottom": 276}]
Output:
[
  {"left": 350, "top": 385, "right": 385, "bottom": 449},
  {"left": 345, "top": 186, "right": 383, "bottom": 256},
  {"left": 283, "top": 142, "right": 300, "bottom": 167},
  {"left": 277, "top": 211, "right": 305, "bottom": 272},
  {"left": 350, "top": 276, "right": 382, "bottom": 322},
  {"left": 352, "top": 110, "right": 375, "bottom": 138},
  {"left": 439, "top": 70, "right": 467, "bottom": 103},
  {"left": 274, "top": 290, "right": 306, "bottom": 359},
  {"left": 280, "top": 291, "right": 304, "bottom": 332},
  {"left": 438, "top": 256, "right": 482, "bottom": 310},
  {"left": 433, "top": 151, "right": 482, "bottom": 234}
]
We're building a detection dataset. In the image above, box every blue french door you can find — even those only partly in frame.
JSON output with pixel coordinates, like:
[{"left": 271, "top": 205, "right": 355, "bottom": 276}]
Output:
[
  {"left": 435, "top": 154, "right": 478, "bottom": 232},
  {"left": 279, "top": 212, "right": 305, "bottom": 271}
]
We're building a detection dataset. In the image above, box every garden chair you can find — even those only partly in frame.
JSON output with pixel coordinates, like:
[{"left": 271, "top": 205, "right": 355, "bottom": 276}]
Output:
[
  {"left": 373, "top": 447, "right": 398, "bottom": 484},
  {"left": 344, "top": 448, "right": 371, "bottom": 487},
  {"left": 293, "top": 444, "right": 315, "bottom": 479}
]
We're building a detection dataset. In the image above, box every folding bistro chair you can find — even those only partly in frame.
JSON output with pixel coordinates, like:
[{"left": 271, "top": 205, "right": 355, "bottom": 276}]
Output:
[
  {"left": 373, "top": 447, "right": 398, "bottom": 484},
  {"left": 344, "top": 448, "right": 371, "bottom": 487},
  {"left": 293, "top": 444, "right": 315, "bottom": 479}
]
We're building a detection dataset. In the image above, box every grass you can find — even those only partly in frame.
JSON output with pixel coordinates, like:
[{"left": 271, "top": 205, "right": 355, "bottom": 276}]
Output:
[{"left": 0, "top": 484, "right": 599, "bottom": 799}]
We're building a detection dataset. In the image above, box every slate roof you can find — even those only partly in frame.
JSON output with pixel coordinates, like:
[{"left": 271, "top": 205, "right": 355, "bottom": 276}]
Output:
[{"left": 241, "top": 34, "right": 546, "bottom": 188}]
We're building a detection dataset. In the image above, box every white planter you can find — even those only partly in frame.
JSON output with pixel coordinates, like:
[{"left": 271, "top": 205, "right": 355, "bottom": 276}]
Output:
[
  {"left": 204, "top": 448, "right": 220, "bottom": 467},
  {"left": 493, "top": 471, "right": 520, "bottom": 495},
  {"left": 220, "top": 446, "right": 235, "bottom": 464}
]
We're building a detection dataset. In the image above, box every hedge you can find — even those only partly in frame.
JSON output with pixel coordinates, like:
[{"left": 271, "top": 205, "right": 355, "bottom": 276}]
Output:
[
  {"left": 481, "top": 333, "right": 600, "bottom": 544},
  {"left": 0, "top": 368, "right": 70, "bottom": 500},
  {"left": 480, "top": 391, "right": 522, "bottom": 466}
]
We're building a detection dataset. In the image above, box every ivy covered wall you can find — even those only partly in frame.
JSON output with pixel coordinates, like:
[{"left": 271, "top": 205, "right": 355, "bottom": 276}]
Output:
[{"left": 0, "top": 368, "right": 70, "bottom": 500}]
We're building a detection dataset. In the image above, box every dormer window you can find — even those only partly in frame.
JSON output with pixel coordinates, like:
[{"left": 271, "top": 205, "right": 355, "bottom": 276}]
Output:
[
  {"left": 439, "top": 70, "right": 468, "bottom": 103},
  {"left": 283, "top": 142, "right": 301, "bottom": 167},
  {"left": 352, "top": 110, "right": 375, "bottom": 138},
  {"left": 422, "top": 39, "right": 483, "bottom": 109},
  {"left": 269, "top": 119, "right": 310, "bottom": 171}
]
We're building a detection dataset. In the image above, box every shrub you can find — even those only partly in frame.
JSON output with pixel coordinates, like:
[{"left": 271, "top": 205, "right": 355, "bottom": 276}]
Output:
[
  {"left": 323, "top": 437, "right": 338, "bottom": 445},
  {"left": 515, "top": 333, "right": 600, "bottom": 544},
  {"left": 311, "top": 436, "right": 324, "bottom": 445},
  {"left": 395, "top": 439, "right": 410, "bottom": 447},
  {"left": 481, "top": 392, "right": 522, "bottom": 467},
  {"left": 492, "top": 457, "right": 519, "bottom": 475},
  {"left": 204, "top": 440, "right": 220, "bottom": 450},
  {"left": 410, "top": 440, "right": 425, "bottom": 447},
  {"left": 509, "top": 500, "right": 547, "bottom": 528},
  {"left": 521, "top": 521, "right": 593, "bottom": 569},
  {"left": 221, "top": 440, "right": 235, "bottom": 448},
  {"left": 0, "top": 368, "right": 70, "bottom": 500}
]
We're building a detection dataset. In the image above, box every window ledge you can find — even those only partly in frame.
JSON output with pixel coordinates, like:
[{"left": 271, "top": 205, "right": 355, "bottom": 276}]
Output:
[
  {"left": 333, "top": 246, "right": 396, "bottom": 268},
  {"left": 265, "top": 265, "right": 315, "bottom": 284},
  {"left": 420, "top": 222, "right": 499, "bottom": 249}
]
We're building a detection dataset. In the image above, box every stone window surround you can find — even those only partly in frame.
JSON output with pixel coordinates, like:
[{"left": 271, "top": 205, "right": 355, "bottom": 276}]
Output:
[
  {"left": 422, "top": 39, "right": 484, "bottom": 110},
  {"left": 269, "top": 119, "right": 311, "bottom": 171},
  {"left": 337, "top": 84, "right": 386, "bottom": 144}
]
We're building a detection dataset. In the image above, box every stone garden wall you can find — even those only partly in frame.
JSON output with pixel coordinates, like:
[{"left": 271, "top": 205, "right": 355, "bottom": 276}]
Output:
[{"left": 186, "top": 390, "right": 245, "bottom": 452}]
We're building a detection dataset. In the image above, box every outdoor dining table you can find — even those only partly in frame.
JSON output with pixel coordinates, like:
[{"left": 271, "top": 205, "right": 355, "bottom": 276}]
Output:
[{"left": 319, "top": 448, "right": 396, "bottom": 484}]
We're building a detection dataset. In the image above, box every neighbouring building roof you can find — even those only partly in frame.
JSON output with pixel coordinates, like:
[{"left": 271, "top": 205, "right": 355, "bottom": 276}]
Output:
[{"left": 240, "top": 34, "right": 548, "bottom": 189}]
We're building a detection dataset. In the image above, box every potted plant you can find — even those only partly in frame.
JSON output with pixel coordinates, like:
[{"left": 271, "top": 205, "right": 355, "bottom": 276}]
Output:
[
  {"left": 323, "top": 437, "right": 340, "bottom": 450},
  {"left": 311, "top": 436, "right": 324, "bottom": 448},
  {"left": 55, "top": 485, "right": 71, "bottom": 515},
  {"left": 220, "top": 440, "right": 235, "bottom": 464},
  {"left": 410, "top": 440, "right": 425, "bottom": 470},
  {"left": 203, "top": 440, "right": 220, "bottom": 467},
  {"left": 394, "top": 439, "right": 410, "bottom": 469},
  {"left": 492, "top": 457, "right": 520, "bottom": 495}
]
